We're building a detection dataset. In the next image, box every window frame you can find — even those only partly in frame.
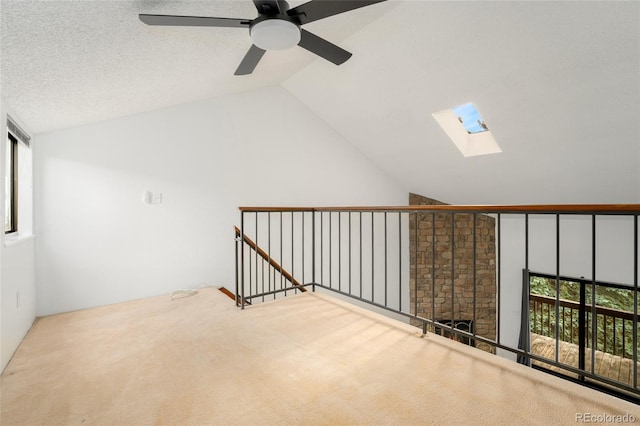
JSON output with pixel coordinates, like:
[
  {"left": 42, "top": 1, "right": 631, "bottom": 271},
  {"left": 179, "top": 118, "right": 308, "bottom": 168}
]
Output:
[{"left": 5, "top": 132, "right": 18, "bottom": 234}]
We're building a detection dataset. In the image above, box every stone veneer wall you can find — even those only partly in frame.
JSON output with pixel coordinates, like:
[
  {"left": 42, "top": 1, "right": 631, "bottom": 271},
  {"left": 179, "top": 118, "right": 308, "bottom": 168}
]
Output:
[{"left": 409, "top": 193, "right": 496, "bottom": 352}]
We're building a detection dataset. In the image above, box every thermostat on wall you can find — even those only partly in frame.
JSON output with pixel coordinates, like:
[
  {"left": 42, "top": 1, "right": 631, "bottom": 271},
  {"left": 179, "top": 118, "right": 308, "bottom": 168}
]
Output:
[{"left": 143, "top": 190, "right": 163, "bottom": 205}]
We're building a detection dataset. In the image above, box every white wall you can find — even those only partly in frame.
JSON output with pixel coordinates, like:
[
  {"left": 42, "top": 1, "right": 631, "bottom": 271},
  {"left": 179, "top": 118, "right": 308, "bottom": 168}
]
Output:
[
  {"left": 498, "top": 214, "right": 639, "bottom": 359},
  {"left": 34, "top": 86, "right": 407, "bottom": 316},
  {"left": 0, "top": 103, "right": 36, "bottom": 372},
  {"left": 1, "top": 96, "right": 3, "bottom": 371}
]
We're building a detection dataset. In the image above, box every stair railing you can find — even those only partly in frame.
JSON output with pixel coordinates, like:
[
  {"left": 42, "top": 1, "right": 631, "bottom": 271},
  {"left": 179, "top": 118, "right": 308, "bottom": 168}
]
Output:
[{"left": 235, "top": 203, "right": 640, "bottom": 401}]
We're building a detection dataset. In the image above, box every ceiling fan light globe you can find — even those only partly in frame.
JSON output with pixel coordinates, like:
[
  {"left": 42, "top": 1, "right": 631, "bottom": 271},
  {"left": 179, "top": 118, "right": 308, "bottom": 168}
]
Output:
[{"left": 250, "top": 19, "right": 301, "bottom": 51}]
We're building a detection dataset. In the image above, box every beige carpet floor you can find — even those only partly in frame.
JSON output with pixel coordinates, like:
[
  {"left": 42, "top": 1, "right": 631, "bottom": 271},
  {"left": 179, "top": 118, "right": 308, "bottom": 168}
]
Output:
[{"left": 1, "top": 288, "right": 639, "bottom": 425}]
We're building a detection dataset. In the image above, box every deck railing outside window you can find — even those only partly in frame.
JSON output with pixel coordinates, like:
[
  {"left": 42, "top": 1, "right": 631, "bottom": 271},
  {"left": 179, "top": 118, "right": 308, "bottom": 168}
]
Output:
[{"left": 531, "top": 289, "right": 637, "bottom": 359}]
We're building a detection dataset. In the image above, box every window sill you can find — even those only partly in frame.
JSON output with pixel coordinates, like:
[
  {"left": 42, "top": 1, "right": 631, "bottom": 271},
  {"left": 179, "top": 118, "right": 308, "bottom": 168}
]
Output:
[{"left": 4, "top": 233, "right": 35, "bottom": 248}]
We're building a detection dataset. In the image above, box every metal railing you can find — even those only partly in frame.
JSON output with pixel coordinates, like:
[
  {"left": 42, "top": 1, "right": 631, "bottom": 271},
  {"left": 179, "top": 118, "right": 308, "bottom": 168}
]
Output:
[
  {"left": 234, "top": 226, "right": 306, "bottom": 306},
  {"left": 235, "top": 204, "right": 640, "bottom": 401}
]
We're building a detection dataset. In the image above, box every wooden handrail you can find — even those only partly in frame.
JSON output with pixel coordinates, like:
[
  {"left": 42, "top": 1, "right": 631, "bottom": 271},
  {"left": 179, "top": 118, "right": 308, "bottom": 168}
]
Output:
[
  {"left": 218, "top": 286, "right": 250, "bottom": 305},
  {"left": 234, "top": 226, "right": 306, "bottom": 292},
  {"left": 239, "top": 204, "right": 640, "bottom": 213}
]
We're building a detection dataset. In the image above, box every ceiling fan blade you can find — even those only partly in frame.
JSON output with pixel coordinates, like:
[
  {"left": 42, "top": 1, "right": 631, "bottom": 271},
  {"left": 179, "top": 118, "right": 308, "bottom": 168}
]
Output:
[
  {"left": 139, "top": 14, "right": 250, "bottom": 28},
  {"left": 253, "top": 0, "right": 289, "bottom": 15},
  {"left": 298, "top": 29, "right": 351, "bottom": 65},
  {"left": 234, "top": 45, "right": 267, "bottom": 75},
  {"left": 287, "top": 0, "right": 386, "bottom": 25}
]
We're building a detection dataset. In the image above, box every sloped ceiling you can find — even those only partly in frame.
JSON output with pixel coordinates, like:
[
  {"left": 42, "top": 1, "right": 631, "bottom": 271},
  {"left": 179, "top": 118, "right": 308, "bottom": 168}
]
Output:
[
  {"left": 284, "top": 1, "right": 640, "bottom": 204},
  {"left": 0, "top": 0, "right": 395, "bottom": 132},
  {"left": 1, "top": 1, "right": 639, "bottom": 205}
]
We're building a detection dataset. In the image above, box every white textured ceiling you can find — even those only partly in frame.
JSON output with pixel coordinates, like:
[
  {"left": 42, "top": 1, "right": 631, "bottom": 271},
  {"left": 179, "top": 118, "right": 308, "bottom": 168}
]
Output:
[
  {"left": 1, "top": 1, "right": 639, "bottom": 204},
  {"left": 0, "top": 0, "right": 394, "bottom": 133}
]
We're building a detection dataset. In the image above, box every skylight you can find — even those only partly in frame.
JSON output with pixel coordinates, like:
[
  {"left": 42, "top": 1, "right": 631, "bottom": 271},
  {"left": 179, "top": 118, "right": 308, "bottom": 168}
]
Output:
[
  {"left": 452, "top": 103, "right": 488, "bottom": 134},
  {"left": 433, "top": 103, "right": 501, "bottom": 157}
]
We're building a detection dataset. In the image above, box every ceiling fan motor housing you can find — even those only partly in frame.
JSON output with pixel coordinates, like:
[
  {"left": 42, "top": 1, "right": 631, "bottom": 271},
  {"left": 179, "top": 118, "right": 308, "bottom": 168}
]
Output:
[{"left": 250, "top": 15, "right": 301, "bottom": 51}]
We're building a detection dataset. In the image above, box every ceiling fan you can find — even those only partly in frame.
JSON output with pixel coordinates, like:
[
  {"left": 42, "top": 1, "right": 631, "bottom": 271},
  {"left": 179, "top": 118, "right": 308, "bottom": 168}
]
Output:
[{"left": 139, "top": 0, "right": 386, "bottom": 75}]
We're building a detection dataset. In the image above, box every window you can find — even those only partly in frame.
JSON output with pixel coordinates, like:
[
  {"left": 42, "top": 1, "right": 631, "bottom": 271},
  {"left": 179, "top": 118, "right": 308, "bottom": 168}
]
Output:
[
  {"left": 5, "top": 133, "right": 18, "bottom": 233},
  {"left": 527, "top": 272, "right": 638, "bottom": 399},
  {"left": 4, "top": 116, "right": 32, "bottom": 237},
  {"left": 432, "top": 102, "right": 501, "bottom": 157},
  {"left": 451, "top": 102, "right": 489, "bottom": 134}
]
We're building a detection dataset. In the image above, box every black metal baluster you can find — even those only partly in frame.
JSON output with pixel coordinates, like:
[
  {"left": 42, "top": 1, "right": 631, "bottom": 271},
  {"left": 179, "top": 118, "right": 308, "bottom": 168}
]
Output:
[
  {"left": 360, "top": 212, "right": 363, "bottom": 298},
  {"left": 248, "top": 236, "right": 252, "bottom": 303},
  {"left": 497, "top": 213, "right": 501, "bottom": 345},
  {"left": 385, "top": 211, "right": 388, "bottom": 307},
  {"left": 320, "top": 212, "right": 324, "bottom": 286},
  {"left": 236, "top": 221, "right": 240, "bottom": 307},
  {"left": 634, "top": 214, "right": 638, "bottom": 388},
  {"left": 339, "top": 212, "right": 342, "bottom": 293},
  {"left": 240, "top": 212, "right": 245, "bottom": 309},
  {"left": 329, "top": 212, "right": 333, "bottom": 290},
  {"left": 524, "top": 213, "right": 529, "bottom": 357},
  {"left": 414, "top": 212, "right": 418, "bottom": 320},
  {"left": 555, "top": 214, "right": 560, "bottom": 363},
  {"left": 302, "top": 212, "right": 305, "bottom": 287},
  {"left": 591, "top": 215, "right": 597, "bottom": 374},
  {"left": 268, "top": 212, "right": 272, "bottom": 299},
  {"left": 291, "top": 212, "right": 295, "bottom": 295},
  {"left": 312, "top": 210, "right": 316, "bottom": 292},
  {"left": 349, "top": 212, "right": 352, "bottom": 296},
  {"left": 451, "top": 213, "right": 455, "bottom": 337},
  {"left": 399, "top": 212, "right": 402, "bottom": 313},
  {"left": 473, "top": 213, "right": 478, "bottom": 342},
  {"left": 256, "top": 213, "right": 259, "bottom": 301},
  {"left": 372, "top": 212, "right": 375, "bottom": 303},
  {"left": 579, "top": 279, "right": 586, "bottom": 380},
  {"left": 432, "top": 212, "right": 436, "bottom": 333},
  {"left": 280, "top": 212, "right": 284, "bottom": 296}
]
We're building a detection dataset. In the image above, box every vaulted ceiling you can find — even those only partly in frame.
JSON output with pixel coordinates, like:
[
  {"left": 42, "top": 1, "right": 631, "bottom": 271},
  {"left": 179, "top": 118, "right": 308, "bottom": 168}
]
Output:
[{"left": 1, "top": 0, "right": 639, "bottom": 205}]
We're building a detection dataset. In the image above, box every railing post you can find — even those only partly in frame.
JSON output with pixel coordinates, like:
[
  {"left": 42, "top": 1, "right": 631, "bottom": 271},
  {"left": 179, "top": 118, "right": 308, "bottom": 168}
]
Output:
[
  {"left": 235, "top": 227, "right": 239, "bottom": 307},
  {"left": 518, "top": 268, "right": 531, "bottom": 366},
  {"left": 240, "top": 211, "right": 245, "bottom": 309}
]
